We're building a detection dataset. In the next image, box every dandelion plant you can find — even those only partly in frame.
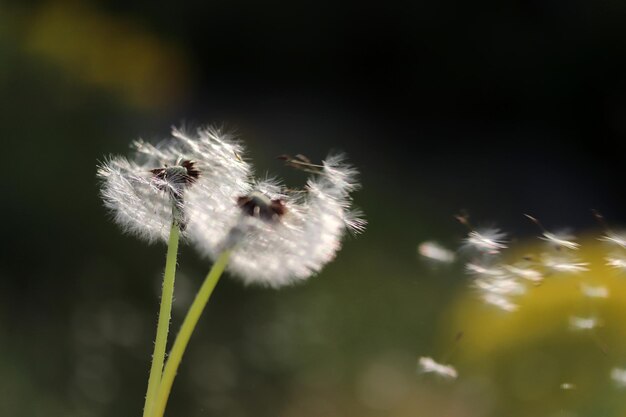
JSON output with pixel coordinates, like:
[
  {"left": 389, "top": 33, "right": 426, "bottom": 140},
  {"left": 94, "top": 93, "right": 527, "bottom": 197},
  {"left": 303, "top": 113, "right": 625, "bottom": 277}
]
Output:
[{"left": 98, "top": 126, "right": 364, "bottom": 417}]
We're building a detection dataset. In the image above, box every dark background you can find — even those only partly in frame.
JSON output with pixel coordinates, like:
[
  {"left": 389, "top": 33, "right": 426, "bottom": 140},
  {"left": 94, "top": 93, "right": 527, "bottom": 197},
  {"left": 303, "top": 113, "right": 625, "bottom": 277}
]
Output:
[{"left": 2, "top": 1, "right": 626, "bottom": 416}]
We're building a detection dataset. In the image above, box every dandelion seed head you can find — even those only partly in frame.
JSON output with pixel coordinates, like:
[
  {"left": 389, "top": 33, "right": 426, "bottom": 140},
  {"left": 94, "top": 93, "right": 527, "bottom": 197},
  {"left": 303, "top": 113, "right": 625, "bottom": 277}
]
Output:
[
  {"left": 98, "top": 126, "right": 251, "bottom": 242},
  {"left": 189, "top": 154, "right": 364, "bottom": 287},
  {"left": 417, "top": 357, "right": 458, "bottom": 380}
]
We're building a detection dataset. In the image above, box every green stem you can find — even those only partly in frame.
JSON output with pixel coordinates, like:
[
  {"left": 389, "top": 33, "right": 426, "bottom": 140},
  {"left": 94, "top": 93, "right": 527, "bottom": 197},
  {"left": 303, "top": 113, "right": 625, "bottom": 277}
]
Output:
[
  {"left": 142, "top": 223, "right": 180, "bottom": 417},
  {"left": 150, "top": 250, "right": 231, "bottom": 417}
]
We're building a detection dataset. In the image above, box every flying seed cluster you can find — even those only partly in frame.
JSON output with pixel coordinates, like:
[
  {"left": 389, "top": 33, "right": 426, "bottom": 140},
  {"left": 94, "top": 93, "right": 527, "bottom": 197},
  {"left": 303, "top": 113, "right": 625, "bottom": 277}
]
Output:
[{"left": 417, "top": 213, "right": 626, "bottom": 385}]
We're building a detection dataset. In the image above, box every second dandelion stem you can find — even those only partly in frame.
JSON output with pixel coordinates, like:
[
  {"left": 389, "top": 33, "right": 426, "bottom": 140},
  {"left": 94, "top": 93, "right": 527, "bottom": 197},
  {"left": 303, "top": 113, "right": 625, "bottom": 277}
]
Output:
[
  {"left": 143, "top": 223, "right": 180, "bottom": 417},
  {"left": 150, "top": 250, "right": 231, "bottom": 417}
]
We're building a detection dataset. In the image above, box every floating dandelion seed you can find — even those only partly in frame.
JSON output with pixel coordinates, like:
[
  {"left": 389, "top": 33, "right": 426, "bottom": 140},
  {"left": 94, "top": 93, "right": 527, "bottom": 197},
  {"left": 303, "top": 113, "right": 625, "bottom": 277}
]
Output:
[
  {"left": 569, "top": 316, "right": 600, "bottom": 331},
  {"left": 524, "top": 214, "right": 579, "bottom": 250},
  {"left": 611, "top": 368, "right": 626, "bottom": 387},
  {"left": 560, "top": 382, "right": 576, "bottom": 390},
  {"left": 418, "top": 241, "right": 456, "bottom": 264},
  {"left": 456, "top": 214, "right": 507, "bottom": 255},
  {"left": 97, "top": 126, "right": 250, "bottom": 242},
  {"left": 188, "top": 153, "right": 365, "bottom": 287},
  {"left": 464, "top": 229, "right": 508, "bottom": 255},
  {"left": 542, "top": 254, "right": 589, "bottom": 274},
  {"left": 580, "top": 283, "right": 609, "bottom": 299},
  {"left": 599, "top": 232, "right": 626, "bottom": 249},
  {"left": 482, "top": 293, "right": 518, "bottom": 312},
  {"left": 473, "top": 276, "right": 525, "bottom": 296},
  {"left": 465, "top": 262, "right": 505, "bottom": 277},
  {"left": 417, "top": 357, "right": 458, "bottom": 380},
  {"left": 606, "top": 254, "right": 626, "bottom": 271},
  {"left": 593, "top": 210, "right": 626, "bottom": 249},
  {"left": 503, "top": 263, "right": 543, "bottom": 283}
]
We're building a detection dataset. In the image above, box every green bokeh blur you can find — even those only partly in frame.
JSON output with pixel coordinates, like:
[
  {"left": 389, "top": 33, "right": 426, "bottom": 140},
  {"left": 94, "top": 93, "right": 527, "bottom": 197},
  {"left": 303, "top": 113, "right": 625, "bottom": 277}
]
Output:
[{"left": 3, "top": 2, "right": 626, "bottom": 417}]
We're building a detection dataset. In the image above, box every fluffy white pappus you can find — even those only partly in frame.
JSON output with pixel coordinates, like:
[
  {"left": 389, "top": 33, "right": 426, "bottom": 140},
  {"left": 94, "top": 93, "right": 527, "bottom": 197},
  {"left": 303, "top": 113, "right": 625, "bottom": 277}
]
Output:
[
  {"left": 465, "top": 262, "right": 506, "bottom": 277},
  {"left": 189, "top": 155, "right": 364, "bottom": 288},
  {"left": 473, "top": 276, "right": 526, "bottom": 296},
  {"left": 482, "top": 293, "right": 518, "bottom": 312},
  {"left": 580, "top": 283, "right": 609, "bottom": 299},
  {"left": 599, "top": 232, "right": 626, "bottom": 249},
  {"left": 606, "top": 253, "right": 626, "bottom": 271},
  {"left": 463, "top": 228, "right": 507, "bottom": 255},
  {"left": 98, "top": 126, "right": 251, "bottom": 243},
  {"left": 569, "top": 316, "right": 600, "bottom": 331},
  {"left": 417, "top": 357, "right": 458, "bottom": 380},
  {"left": 418, "top": 241, "right": 456, "bottom": 264},
  {"left": 540, "top": 231, "right": 579, "bottom": 250},
  {"left": 542, "top": 254, "right": 589, "bottom": 274},
  {"left": 611, "top": 368, "right": 626, "bottom": 388},
  {"left": 503, "top": 264, "right": 544, "bottom": 283},
  {"left": 98, "top": 157, "right": 174, "bottom": 242}
]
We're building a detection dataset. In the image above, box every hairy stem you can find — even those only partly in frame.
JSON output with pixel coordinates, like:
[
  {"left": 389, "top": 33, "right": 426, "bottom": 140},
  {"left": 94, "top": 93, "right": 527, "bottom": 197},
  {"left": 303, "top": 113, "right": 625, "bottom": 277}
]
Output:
[
  {"left": 142, "top": 223, "right": 180, "bottom": 417},
  {"left": 150, "top": 250, "right": 231, "bottom": 417}
]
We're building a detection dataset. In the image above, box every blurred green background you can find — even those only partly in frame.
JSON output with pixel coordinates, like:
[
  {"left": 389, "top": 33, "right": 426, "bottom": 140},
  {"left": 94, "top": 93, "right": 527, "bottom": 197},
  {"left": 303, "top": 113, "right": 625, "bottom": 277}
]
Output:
[{"left": 3, "top": 1, "right": 626, "bottom": 416}]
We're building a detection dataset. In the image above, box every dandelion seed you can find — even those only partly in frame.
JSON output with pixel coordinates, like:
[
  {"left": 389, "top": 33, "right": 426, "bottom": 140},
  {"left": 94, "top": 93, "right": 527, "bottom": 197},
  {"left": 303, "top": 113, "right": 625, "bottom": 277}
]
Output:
[
  {"left": 417, "top": 357, "right": 458, "bottom": 380},
  {"left": 473, "top": 276, "right": 525, "bottom": 296},
  {"left": 189, "top": 153, "right": 365, "bottom": 287},
  {"left": 599, "top": 232, "right": 626, "bottom": 249},
  {"left": 465, "top": 262, "right": 506, "bottom": 277},
  {"left": 611, "top": 368, "right": 626, "bottom": 387},
  {"left": 503, "top": 264, "right": 543, "bottom": 283},
  {"left": 569, "top": 316, "right": 600, "bottom": 331},
  {"left": 464, "top": 229, "right": 508, "bottom": 255},
  {"left": 542, "top": 254, "right": 589, "bottom": 274},
  {"left": 524, "top": 215, "right": 579, "bottom": 250},
  {"left": 580, "top": 283, "right": 609, "bottom": 299},
  {"left": 540, "top": 232, "right": 579, "bottom": 250},
  {"left": 482, "top": 293, "right": 518, "bottom": 312},
  {"left": 97, "top": 126, "right": 250, "bottom": 242},
  {"left": 606, "top": 253, "right": 626, "bottom": 270},
  {"left": 418, "top": 241, "right": 456, "bottom": 264},
  {"left": 560, "top": 382, "right": 576, "bottom": 390}
]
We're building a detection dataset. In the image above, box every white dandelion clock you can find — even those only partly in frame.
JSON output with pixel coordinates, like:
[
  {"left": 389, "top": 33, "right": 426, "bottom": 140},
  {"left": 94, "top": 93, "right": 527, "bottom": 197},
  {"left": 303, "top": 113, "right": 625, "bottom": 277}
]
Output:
[
  {"left": 98, "top": 126, "right": 251, "bottom": 417},
  {"left": 98, "top": 126, "right": 250, "bottom": 242},
  {"left": 188, "top": 153, "right": 365, "bottom": 287}
]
